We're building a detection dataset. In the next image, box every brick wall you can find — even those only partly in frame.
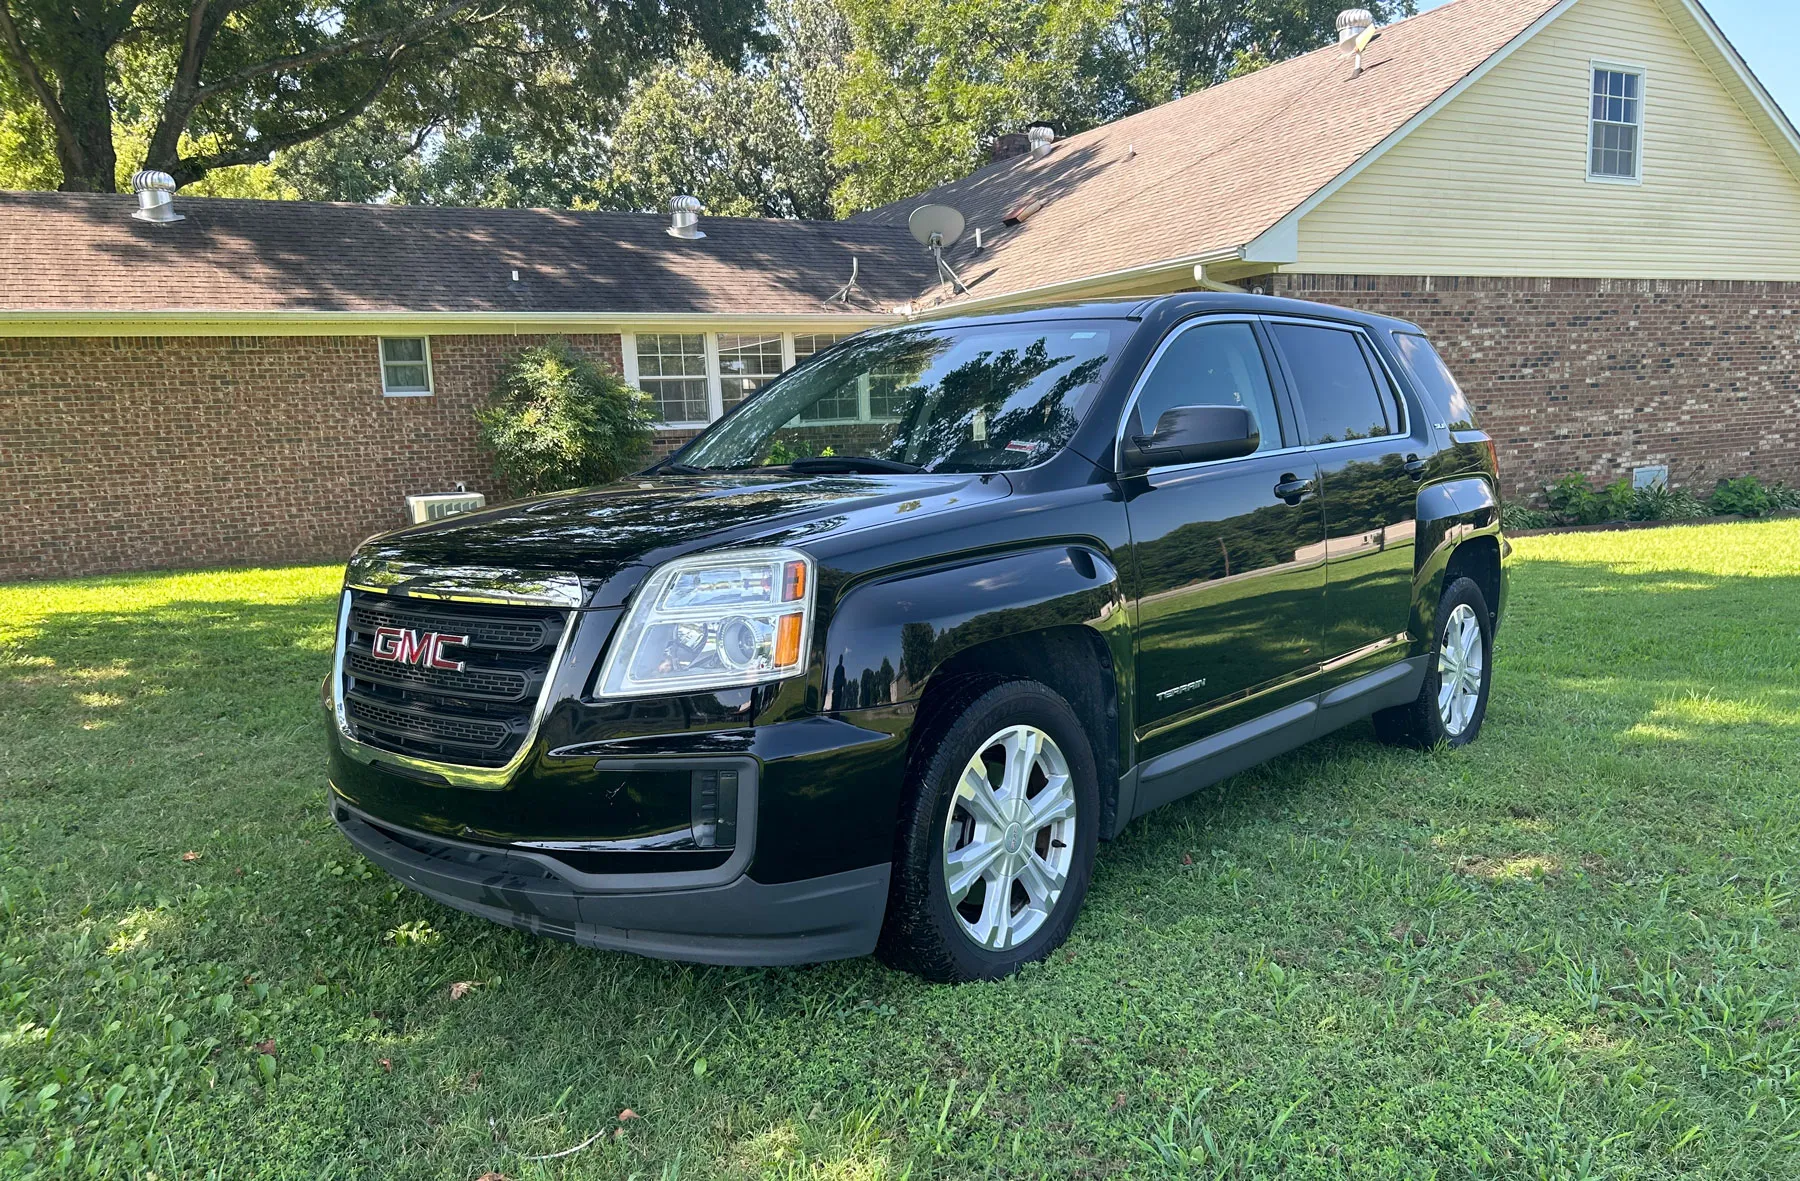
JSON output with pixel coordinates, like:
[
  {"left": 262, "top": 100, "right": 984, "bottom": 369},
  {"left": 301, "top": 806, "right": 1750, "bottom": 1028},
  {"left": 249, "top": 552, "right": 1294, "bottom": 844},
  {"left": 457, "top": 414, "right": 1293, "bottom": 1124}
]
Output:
[
  {"left": 1258, "top": 274, "right": 1800, "bottom": 499},
  {"left": 0, "top": 332, "right": 622, "bottom": 582}
]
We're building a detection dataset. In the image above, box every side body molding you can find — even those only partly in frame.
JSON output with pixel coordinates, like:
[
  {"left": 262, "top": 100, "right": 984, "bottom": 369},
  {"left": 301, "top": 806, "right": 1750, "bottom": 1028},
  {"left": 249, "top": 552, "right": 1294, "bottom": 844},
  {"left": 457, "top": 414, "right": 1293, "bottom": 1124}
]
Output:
[{"left": 822, "top": 545, "right": 1130, "bottom": 714}]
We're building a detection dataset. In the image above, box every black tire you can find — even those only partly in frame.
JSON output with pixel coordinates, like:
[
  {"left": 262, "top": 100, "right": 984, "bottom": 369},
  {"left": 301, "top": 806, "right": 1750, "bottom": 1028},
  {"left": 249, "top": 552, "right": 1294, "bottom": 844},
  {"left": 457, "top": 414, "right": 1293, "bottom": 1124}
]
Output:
[
  {"left": 877, "top": 679, "right": 1100, "bottom": 983},
  {"left": 1374, "top": 575, "right": 1493, "bottom": 749}
]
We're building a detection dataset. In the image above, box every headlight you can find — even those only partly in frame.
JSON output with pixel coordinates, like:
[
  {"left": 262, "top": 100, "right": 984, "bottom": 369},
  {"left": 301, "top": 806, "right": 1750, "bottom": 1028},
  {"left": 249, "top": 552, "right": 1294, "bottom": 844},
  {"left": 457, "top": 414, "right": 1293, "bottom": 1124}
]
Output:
[{"left": 596, "top": 547, "right": 815, "bottom": 698}]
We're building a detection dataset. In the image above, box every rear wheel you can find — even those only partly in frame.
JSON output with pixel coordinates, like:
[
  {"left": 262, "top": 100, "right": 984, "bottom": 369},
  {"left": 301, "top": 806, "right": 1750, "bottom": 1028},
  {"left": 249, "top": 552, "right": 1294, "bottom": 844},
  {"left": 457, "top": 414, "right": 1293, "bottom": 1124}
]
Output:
[
  {"left": 878, "top": 680, "right": 1099, "bottom": 982},
  {"left": 1374, "top": 575, "right": 1493, "bottom": 748}
]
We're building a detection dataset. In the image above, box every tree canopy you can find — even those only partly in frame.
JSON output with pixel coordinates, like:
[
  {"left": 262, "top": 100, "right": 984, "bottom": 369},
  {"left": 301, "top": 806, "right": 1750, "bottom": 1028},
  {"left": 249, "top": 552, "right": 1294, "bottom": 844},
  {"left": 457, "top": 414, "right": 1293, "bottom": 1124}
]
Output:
[
  {"left": 0, "top": 0, "right": 1413, "bottom": 211},
  {"left": 0, "top": 0, "right": 760, "bottom": 193}
]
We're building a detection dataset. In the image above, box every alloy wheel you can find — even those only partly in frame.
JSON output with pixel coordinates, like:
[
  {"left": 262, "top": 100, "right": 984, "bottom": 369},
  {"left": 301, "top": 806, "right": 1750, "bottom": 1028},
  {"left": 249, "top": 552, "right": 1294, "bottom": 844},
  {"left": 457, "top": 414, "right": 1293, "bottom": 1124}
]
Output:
[
  {"left": 940, "top": 724, "right": 1077, "bottom": 950},
  {"left": 1437, "top": 602, "right": 1485, "bottom": 736}
]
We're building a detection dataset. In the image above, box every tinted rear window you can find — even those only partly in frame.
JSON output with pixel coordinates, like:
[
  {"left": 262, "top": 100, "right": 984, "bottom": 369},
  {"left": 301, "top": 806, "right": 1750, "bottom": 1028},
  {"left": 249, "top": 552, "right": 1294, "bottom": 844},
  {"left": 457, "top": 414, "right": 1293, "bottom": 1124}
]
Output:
[
  {"left": 1268, "top": 323, "right": 1400, "bottom": 445},
  {"left": 1392, "top": 333, "right": 1476, "bottom": 428}
]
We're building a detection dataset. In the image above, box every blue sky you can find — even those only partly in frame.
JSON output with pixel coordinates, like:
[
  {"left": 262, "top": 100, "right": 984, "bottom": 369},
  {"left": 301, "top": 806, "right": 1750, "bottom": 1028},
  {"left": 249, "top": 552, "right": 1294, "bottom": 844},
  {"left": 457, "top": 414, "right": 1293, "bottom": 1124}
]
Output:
[{"left": 1413, "top": 0, "right": 1798, "bottom": 125}]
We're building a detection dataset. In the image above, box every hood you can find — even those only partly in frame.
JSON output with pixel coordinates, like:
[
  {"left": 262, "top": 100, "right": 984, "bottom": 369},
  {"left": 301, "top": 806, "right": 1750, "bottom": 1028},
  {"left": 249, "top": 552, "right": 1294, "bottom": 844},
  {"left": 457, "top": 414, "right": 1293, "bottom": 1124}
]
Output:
[{"left": 353, "top": 472, "right": 1009, "bottom": 605}]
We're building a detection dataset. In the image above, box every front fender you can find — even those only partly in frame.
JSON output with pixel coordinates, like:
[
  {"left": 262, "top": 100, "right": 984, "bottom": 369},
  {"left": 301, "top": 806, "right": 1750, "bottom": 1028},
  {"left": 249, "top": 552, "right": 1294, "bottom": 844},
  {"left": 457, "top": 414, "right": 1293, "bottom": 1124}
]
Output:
[{"left": 820, "top": 545, "right": 1128, "bottom": 712}]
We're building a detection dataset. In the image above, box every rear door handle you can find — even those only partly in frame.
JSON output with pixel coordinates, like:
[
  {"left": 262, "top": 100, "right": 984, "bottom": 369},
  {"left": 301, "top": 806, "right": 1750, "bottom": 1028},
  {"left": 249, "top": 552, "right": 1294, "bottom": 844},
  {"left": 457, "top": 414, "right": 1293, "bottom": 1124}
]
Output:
[
  {"left": 1403, "top": 454, "right": 1428, "bottom": 480},
  {"left": 1273, "top": 475, "right": 1314, "bottom": 503}
]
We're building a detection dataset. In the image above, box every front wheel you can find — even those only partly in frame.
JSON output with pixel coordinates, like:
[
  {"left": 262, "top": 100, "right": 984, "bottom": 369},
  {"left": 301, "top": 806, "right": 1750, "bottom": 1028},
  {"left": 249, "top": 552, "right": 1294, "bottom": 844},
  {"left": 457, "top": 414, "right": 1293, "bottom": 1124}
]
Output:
[
  {"left": 878, "top": 680, "right": 1099, "bottom": 982},
  {"left": 1374, "top": 575, "right": 1494, "bottom": 748}
]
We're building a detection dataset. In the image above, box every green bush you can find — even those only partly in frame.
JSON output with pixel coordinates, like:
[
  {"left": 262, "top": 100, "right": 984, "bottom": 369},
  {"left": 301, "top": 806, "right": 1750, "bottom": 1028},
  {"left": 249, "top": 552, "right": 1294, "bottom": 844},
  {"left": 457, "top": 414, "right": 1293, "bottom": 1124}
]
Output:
[
  {"left": 1708, "top": 476, "right": 1775, "bottom": 518},
  {"left": 1628, "top": 482, "right": 1708, "bottom": 522},
  {"left": 1500, "top": 501, "right": 1553, "bottom": 531},
  {"left": 477, "top": 339, "right": 653, "bottom": 497},
  {"left": 1543, "top": 473, "right": 1605, "bottom": 526},
  {"left": 1771, "top": 483, "right": 1800, "bottom": 511}
]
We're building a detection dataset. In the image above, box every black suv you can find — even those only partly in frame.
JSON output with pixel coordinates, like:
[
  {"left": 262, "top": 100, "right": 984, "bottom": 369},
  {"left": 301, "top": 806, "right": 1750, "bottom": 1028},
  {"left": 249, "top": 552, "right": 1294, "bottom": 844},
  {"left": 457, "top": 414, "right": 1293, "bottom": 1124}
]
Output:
[{"left": 325, "top": 294, "right": 1508, "bottom": 982}]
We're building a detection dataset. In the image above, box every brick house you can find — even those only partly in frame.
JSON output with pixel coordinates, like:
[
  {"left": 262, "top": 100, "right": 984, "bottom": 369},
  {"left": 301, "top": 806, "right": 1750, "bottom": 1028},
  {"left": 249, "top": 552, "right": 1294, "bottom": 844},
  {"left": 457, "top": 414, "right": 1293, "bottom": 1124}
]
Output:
[{"left": 5, "top": 0, "right": 1799, "bottom": 580}]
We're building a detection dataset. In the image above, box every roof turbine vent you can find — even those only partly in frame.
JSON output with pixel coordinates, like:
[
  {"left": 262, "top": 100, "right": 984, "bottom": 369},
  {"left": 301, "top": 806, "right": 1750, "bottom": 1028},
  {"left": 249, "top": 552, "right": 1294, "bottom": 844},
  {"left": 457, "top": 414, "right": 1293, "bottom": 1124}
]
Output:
[
  {"left": 666, "top": 194, "right": 704, "bottom": 240},
  {"left": 1336, "top": 8, "right": 1375, "bottom": 43},
  {"left": 1027, "top": 124, "right": 1055, "bottom": 159},
  {"left": 130, "top": 170, "right": 183, "bottom": 224}
]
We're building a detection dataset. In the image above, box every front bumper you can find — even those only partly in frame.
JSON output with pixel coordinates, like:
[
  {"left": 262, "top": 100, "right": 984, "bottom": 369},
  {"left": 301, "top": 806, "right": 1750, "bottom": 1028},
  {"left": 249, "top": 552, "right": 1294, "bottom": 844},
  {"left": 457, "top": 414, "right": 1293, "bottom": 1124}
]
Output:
[{"left": 331, "top": 794, "right": 890, "bottom": 966}]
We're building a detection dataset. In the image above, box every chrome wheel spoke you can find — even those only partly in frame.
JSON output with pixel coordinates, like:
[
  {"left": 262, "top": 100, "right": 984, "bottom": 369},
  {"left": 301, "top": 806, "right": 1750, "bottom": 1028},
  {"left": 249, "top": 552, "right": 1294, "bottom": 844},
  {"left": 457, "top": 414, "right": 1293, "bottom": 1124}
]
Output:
[
  {"left": 944, "top": 839, "right": 1003, "bottom": 905},
  {"left": 1017, "top": 849, "right": 1065, "bottom": 907},
  {"left": 1025, "top": 777, "right": 1075, "bottom": 829},
  {"left": 941, "top": 723, "right": 1077, "bottom": 952},
  {"left": 1436, "top": 604, "right": 1485, "bottom": 736},
  {"left": 955, "top": 764, "right": 1008, "bottom": 828}
]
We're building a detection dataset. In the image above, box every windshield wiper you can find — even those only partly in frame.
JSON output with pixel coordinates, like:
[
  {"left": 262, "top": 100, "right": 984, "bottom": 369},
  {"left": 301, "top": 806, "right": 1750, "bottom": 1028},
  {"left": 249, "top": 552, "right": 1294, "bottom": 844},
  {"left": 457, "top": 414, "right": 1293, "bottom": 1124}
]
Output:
[
  {"left": 784, "top": 456, "right": 923, "bottom": 475},
  {"left": 655, "top": 461, "right": 715, "bottom": 474}
]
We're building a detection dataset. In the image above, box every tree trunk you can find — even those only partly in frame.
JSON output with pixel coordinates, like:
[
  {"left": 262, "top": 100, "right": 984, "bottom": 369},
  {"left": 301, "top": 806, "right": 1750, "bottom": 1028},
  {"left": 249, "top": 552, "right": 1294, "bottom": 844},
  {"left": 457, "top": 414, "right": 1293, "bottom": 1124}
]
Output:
[{"left": 54, "top": 38, "right": 118, "bottom": 193}]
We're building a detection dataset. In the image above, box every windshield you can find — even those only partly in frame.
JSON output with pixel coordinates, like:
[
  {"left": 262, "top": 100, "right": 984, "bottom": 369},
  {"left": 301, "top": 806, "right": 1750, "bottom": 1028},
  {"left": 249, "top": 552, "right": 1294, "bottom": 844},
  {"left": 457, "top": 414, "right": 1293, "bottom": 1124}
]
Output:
[{"left": 674, "top": 321, "right": 1118, "bottom": 474}]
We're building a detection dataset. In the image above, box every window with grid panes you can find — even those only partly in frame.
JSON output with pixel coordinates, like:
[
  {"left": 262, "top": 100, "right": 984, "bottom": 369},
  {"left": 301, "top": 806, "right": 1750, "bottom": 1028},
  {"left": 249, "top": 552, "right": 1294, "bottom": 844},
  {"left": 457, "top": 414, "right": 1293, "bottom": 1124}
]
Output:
[
  {"left": 636, "top": 334, "right": 709, "bottom": 423},
  {"left": 717, "top": 334, "right": 784, "bottom": 409},
  {"left": 1589, "top": 67, "right": 1642, "bottom": 181}
]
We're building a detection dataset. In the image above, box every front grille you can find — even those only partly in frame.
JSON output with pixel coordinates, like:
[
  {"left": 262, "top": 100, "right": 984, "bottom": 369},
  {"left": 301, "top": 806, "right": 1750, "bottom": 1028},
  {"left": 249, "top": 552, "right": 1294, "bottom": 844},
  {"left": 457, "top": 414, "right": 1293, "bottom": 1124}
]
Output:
[{"left": 339, "top": 591, "right": 569, "bottom": 768}]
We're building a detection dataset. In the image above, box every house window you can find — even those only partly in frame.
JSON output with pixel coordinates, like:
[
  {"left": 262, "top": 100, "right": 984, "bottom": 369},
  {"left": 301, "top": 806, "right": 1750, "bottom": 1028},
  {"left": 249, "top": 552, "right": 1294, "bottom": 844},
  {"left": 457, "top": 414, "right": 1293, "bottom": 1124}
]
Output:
[
  {"left": 793, "top": 333, "right": 849, "bottom": 362},
  {"left": 380, "top": 337, "right": 432, "bottom": 396},
  {"left": 717, "top": 333, "right": 785, "bottom": 410},
  {"left": 635, "top": 333, "right": 710, "bottom": 424},
  {"left": 1589, "top": 66, "right": 1643, "bottom": 182}
]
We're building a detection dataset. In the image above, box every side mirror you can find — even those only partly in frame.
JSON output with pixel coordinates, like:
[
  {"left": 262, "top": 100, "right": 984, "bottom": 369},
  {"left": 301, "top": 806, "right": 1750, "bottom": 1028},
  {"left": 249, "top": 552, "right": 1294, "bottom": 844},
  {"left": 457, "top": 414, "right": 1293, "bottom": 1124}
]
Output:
[{"left": 1122, "top": 404, "right": 1259, "bottom": 473}]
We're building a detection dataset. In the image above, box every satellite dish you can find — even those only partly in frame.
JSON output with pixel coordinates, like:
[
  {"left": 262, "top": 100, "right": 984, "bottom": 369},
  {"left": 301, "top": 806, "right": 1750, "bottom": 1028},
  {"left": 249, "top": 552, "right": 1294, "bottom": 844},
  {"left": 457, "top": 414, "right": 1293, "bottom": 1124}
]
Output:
[
  {"left": 908, "top": 204, "right": 965, "bottom": 249},
  {"left": 908, "top": 204, "right": 969, "bottom": 295}
]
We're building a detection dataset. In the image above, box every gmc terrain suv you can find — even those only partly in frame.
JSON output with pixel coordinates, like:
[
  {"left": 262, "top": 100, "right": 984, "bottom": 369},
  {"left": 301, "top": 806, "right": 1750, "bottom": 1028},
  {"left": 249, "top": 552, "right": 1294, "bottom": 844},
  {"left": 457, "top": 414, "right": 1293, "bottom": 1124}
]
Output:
[{"left": 325, "top": 293, "right": 1508, "bottom": 982}]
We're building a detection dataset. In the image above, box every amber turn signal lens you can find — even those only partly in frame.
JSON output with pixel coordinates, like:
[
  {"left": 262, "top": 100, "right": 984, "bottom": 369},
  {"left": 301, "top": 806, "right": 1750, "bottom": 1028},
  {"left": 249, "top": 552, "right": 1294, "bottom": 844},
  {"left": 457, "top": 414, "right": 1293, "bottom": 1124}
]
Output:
[
  {"left": 782, "top": 560, "right": 807, "bottom": 602},
  {"left": 774, "top": 613, "right": 803, "bottom": 667}
]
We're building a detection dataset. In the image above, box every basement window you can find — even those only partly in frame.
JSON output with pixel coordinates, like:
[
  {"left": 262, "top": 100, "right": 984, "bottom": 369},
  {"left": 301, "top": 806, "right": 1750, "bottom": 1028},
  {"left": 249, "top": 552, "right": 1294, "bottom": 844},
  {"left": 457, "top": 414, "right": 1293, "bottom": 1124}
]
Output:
[
  {"left": 380, "top": 337, "right": 433, "bottom": 396},
  {"left": 1588, "top": 64, "right": 1643, "bottom": 183}
]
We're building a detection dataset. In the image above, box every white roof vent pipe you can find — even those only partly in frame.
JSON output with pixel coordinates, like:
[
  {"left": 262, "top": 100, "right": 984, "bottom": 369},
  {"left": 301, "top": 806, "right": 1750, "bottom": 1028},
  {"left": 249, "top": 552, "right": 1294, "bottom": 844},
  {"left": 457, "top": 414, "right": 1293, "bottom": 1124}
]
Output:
[
  {"left": 1027, "top": 124, "right": 1055, "bottom": 159},
  {"left": 1336, "top": 8, "right": 1375, "bottom": 43},
  {"left": 131, "top": 170, "right": 183, "bottom": 224},
  {"left": 666, "top": 194, "right": 704, "bottom": 239}
]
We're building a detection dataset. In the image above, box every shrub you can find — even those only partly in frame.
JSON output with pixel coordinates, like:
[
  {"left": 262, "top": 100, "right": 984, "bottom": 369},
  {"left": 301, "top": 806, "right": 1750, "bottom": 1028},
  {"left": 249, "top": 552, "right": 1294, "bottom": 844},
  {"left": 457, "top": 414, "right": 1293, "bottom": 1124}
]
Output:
[
  {"left": 1543, "top": 474, "right": 1605, "bottom": 526},
  {"left": 1770, "top": 483, "right": 1800, "bottom": 511},
  {"left": 1708, "top": 476, "right": 1775, "bottom": 518},
  {"left": 1500, "top": 501, "right": 1552, "bottom": 531},
  {"left": 477, "top": 340, "right": 653, "bottom": 497},
  {"left": 1628, "top": 482, "right": 1708, "bottom": 522}
]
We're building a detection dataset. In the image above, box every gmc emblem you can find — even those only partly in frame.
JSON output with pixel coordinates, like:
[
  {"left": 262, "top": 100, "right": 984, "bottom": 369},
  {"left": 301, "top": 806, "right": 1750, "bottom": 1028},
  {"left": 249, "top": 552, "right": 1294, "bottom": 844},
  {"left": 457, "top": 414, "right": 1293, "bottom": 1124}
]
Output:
[{"left": 371, "top": 626, "right": 469, "bottom": 672}]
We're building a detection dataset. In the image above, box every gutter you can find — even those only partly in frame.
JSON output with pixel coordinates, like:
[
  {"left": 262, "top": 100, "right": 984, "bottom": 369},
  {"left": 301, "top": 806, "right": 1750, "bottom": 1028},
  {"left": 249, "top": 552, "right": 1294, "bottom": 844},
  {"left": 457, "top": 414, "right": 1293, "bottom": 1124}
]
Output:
[
  {"left": 0, "top": 308, "right": 898, "bottom": 338},
  {"left": 897, "top": 245, "right": 1249, "bottom": 319}
]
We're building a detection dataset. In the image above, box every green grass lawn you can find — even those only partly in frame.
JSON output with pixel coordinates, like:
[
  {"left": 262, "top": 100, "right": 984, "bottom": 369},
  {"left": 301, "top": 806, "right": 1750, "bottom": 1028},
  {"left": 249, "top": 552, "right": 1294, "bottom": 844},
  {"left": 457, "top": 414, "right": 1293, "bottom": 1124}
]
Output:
[{"left": 3, "top": 521, "right": 1798, "bottom": 1179}]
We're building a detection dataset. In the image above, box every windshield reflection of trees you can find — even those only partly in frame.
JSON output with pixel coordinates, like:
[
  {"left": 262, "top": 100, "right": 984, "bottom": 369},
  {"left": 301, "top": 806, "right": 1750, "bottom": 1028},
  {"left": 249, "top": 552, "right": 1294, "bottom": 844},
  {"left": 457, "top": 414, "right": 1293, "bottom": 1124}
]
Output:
[{"left": 693, "top": 328, "right": 1105, "bottom": 473}]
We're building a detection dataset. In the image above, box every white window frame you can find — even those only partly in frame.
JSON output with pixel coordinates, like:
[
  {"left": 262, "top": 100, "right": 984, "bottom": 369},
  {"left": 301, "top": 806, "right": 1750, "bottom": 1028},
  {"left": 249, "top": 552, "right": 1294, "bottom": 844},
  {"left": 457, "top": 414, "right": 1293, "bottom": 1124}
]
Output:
[
  {"left": 1586, "top": 59, "right": 1646, "bottom": 186},
  {"left": 624, "top": 331, "right": 713, "bottom": 429},
  {"left": 621, "top": 330, "right": 873, "bottom": 430},
  {"left": 379, "top": 336, "right": 434, "bottom": 397}
]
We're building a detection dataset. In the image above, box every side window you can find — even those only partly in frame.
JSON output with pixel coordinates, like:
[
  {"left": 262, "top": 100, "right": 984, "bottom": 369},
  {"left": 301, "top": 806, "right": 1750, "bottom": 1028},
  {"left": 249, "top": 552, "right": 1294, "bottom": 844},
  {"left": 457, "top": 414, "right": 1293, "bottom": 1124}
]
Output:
[
  {"left": 1131, "top": 321, "right": 1283, "bottom": 453},
  {"left": 1268, "top": 323, "right": 1397, "bottom": 445},
  {"left": 1392, "top": 332, "right": 1476, "bottom": 428}
]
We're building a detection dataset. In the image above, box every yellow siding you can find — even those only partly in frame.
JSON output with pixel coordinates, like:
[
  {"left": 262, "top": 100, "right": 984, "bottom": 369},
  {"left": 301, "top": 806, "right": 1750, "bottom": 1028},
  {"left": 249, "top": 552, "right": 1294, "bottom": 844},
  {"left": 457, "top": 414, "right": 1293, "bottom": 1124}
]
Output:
[{"left": 1295, "top": 0, "right": 1800, "bottom": 279}]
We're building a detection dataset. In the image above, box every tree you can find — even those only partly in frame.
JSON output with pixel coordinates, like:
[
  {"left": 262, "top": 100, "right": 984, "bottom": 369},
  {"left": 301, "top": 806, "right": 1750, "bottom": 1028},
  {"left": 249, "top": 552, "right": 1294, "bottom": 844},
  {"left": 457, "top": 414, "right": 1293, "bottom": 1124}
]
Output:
[
  {"left": 477, "top": 339, "right": 654, "bottom": 497},
  {"left": 598, "top": 0, "right": 850, "bottom": 219},
  {"left": 827, "top": 0, "right": 1414, "bottom": 213},
  {"left": 0, "top": 0, "right": 760, "bottom": 193},
  {"left": 829, "top": 0, "right": 1120, "bottom": 214}
]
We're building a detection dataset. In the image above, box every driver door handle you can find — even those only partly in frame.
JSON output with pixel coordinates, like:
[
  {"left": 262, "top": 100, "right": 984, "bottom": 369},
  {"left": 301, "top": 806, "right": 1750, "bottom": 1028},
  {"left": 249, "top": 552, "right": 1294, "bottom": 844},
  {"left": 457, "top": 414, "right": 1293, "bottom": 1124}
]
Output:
[{"left": 1273, "top": 475, "right": 1314, "bottom": 504}]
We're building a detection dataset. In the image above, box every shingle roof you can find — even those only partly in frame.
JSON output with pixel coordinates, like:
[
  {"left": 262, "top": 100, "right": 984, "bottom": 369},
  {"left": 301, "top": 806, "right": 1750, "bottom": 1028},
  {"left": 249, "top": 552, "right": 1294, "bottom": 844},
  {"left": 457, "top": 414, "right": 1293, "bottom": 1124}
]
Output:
[
  {"left": 852, "top": 0, "right": 1564, "bottom": 306},
  {"left": 0, "top": 0, "right": 1561, "bottom": 320},
  {"left": 0, "top": 192, "right": 933, "bottom": 315}
]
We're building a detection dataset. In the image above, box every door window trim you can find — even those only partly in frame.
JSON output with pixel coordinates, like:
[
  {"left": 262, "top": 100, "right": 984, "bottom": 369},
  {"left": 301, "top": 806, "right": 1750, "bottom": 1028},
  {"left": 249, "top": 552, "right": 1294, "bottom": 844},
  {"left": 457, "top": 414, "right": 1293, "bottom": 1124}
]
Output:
[
  {"left": 1113, "top": 312, "right": 1410, "bottom": 477},
  {"left": 1258, "top": 314, "right": 1413, "bottom": 450}
]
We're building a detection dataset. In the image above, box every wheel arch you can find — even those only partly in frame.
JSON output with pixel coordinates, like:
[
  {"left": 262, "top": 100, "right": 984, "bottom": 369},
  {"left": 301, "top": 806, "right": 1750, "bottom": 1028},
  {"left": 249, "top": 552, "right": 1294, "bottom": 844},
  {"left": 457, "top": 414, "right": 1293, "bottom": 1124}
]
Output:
[
  {"left": 1412, "top": 477, "right": 1506, "bottom": 649},
  {"left": 821, "top": 544, "right": 1132, "bottom": 836}
]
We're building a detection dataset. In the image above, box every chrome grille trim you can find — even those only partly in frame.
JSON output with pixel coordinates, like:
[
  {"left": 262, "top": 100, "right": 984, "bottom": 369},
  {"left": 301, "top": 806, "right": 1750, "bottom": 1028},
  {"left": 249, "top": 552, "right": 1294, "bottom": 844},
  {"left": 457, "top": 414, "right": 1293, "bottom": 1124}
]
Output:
[{"left": 329, "top": 562, "right": 583, "bottom": 789}]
